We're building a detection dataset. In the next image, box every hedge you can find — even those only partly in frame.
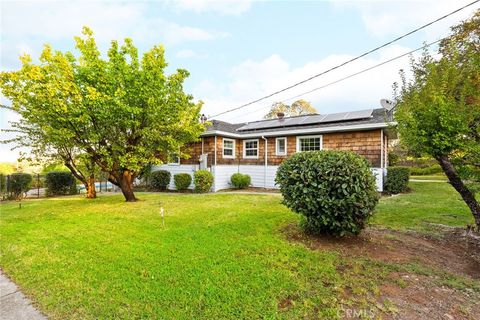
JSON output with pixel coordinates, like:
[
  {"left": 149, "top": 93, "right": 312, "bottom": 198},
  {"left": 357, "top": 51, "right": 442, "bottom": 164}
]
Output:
[
  {"left": 150, "top": 170, "right": 171, "bottom": 190},
  {"left": 276, "top": 150, "right": 378, "bottom": 236},
  {"left": 384, "top": 167, "right": 410, "bottom": 194},
  {"left": 45, "top": 171, "right": 77, "bottom": 196},
  {"left": 174, "top": 173, "right": 192, "bottom": 191},
  {"left": 230, "top": 173, "right": 251, "bottom": 189},
  {"left": 6, "top": 173, "right": 32, "bottom": 200},
  {"left": 194, "top": 170, "right": 213, "bottom": 193}
]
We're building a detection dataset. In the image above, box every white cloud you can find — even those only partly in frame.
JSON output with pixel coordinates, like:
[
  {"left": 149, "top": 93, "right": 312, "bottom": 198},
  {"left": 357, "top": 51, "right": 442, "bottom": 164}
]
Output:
[
  {"left": 197, "top": 44, "right": 421, "bottom": 123},
  {"left": 176, "top": 49, "right": 208, "bottom": 59},
  {"left": 171, "top": 0, "right": 253, "bottom": 15},
  {"left": 333, "top": 0, "right": 478, "bottom": 38},
  {"left": 0, "top": 1, "right": 226, "bottom": 69}
]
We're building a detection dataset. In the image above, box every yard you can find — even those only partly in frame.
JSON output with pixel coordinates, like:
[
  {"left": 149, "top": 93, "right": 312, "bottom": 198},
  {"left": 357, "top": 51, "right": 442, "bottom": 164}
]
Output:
[{"left": 1, "top": 182, "right": 479, "bottom": 319}]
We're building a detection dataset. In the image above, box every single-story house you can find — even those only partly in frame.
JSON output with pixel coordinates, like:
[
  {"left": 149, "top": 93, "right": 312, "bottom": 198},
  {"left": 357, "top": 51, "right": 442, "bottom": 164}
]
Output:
[{"left": 153, "top": 106, "right": 396, "bottom": 191}]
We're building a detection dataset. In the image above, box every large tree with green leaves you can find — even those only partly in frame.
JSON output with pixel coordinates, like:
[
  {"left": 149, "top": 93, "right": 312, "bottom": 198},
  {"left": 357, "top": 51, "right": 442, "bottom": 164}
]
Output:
[
  {"left": 0, "top": 27, "right": 205, "bottom": 201},
  {"left": 264, "top": 99, "right": 317, "bottom": 119},
  {"left": 394, "top": 11, "right": 480, "bottom": 230}
]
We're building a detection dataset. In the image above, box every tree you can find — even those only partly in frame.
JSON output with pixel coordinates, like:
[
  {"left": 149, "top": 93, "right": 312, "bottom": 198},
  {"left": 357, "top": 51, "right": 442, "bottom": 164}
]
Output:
[
  {"left": 394, "top": 11, "right": 480, "bottom": 230},
  {"left": 264, "top": 99, "right": 317, "bottom": 119},
  {"left": 1, "top": 114, "right": 99, "bottom": 198},
  {"left": 0, "top": 27, "right": 205, "bottom": 201}
]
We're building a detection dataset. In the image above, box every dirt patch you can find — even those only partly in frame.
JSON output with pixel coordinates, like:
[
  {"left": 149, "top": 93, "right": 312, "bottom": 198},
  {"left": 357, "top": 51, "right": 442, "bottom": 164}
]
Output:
[
  {"left": 283, "top": 224, "right": 480, "bottom": 319},
  {"left": 284, "top": 224, "right": 480, "bottom": 279}
]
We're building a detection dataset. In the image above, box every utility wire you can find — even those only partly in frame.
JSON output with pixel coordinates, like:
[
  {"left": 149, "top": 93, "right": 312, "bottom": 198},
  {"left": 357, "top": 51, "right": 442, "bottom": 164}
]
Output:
[
  {"left": 210, "top": 0, "right": 479, "bottom": 118},
  {"left": 224, "top": 37, "right": 444, "bottom": 121}
]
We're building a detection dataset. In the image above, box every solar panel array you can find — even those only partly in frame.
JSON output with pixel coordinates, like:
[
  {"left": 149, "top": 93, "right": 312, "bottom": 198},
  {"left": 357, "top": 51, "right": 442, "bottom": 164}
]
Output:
[{"left": 237, "top": 109, "right": 374, "bottom": 131}]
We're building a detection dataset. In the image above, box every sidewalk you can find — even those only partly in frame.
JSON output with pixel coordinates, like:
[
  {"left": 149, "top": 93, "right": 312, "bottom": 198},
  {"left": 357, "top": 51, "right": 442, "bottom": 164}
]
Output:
[{"left": 0, "top": 271, "right": 46, "bottom": 320}]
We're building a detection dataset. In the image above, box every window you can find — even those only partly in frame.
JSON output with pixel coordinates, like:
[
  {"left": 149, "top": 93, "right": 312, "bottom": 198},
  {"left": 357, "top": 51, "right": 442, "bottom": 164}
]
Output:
[
  {"left": 243, "top": 139, "right": 259, "bottom": 158},
  {"left": 276, "top": 137, "right": 287, "bottom": 156},
  {"left": 297, "top": 135, "right": 322, "bottom": 152},
  {"left": 223, "top": 138, "right": 235, "bottom": 158}
]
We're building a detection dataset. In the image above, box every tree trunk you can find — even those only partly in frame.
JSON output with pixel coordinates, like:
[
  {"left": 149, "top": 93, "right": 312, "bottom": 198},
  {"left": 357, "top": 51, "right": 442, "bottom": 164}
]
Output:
[
  {"left": 437, "top": 156, "right": 480, "bottom": 230},
  {"left": 117, "top": 170, "right": 137, "bottom": 202},
  {"left": 85, "top": 176, "right": 96, "bottom": 199}
]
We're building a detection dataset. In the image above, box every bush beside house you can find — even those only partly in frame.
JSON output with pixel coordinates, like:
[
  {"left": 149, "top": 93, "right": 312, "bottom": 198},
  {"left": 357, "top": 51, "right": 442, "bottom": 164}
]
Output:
[
  {"left": 276, "top": 150, "right": 379, "bottom": 236},
  {"left": 385, "top": 167, "right": 410, "bottom": 194},
  {"left": 150, "top": 170, "right": 171, "bottom": 191},
  {"left": 45, "top": 171, "right": 77, "bottom": 196},
  {"left": 231, "top": 173, "right": 251, "bottom": 189},
  {"left": 174, "top": 173, "right": 192, "bottom": 191},
  {"left": 194, "top": 170, "right": 213, "bottom": 193}
]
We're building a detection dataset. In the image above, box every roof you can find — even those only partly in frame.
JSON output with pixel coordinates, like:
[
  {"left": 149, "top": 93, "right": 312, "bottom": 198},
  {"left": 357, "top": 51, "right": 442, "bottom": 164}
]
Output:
[{"left": 203, "top": 108, "right": 394, "bottom": 137}]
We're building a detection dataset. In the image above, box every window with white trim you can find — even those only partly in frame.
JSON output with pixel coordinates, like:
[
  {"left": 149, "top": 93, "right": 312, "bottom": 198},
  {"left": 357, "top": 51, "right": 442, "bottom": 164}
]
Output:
[
  {"left": 222, "top": 138, "right": 235, "bottom": 158},
  {"left": 297, "top": 135, "right": 322, "bottom": 152},
  {"left": 275, "top": 137, "right": 287, "bottom": 156},
  {"left": 243, "top": 139, "right": 259, "bottom": 158}
]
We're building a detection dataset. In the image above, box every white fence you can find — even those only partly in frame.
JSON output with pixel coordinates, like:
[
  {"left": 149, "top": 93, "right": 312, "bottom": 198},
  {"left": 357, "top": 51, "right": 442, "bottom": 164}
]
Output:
[{"left": 153, "top": 164, "right": 385, "bottom": 192}]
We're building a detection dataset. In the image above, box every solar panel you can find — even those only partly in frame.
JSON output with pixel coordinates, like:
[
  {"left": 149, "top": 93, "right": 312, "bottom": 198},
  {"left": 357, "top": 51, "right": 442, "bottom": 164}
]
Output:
[{"left": 236, "top": 109, "right": 374, "bottom": 131}]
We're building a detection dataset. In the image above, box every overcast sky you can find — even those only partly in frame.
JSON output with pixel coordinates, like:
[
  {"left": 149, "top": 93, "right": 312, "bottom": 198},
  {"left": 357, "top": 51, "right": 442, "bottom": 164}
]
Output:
[{"left": 1, "top": 0, "right": 478, "bottom": 162}]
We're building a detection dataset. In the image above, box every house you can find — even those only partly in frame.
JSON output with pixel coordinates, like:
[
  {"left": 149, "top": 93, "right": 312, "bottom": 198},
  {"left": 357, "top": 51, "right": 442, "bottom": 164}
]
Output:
[{"left": 153, "top": 107, "right": 396, "bottom": 192}]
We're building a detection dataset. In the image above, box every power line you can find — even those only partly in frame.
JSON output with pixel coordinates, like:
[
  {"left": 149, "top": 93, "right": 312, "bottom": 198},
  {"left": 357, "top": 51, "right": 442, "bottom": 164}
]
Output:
[
  {"left": 226, "top": 37, "right": 443, "bottom": 121},
  {"left": 210, "top": 0, "right": 479, "bottom": 118}
]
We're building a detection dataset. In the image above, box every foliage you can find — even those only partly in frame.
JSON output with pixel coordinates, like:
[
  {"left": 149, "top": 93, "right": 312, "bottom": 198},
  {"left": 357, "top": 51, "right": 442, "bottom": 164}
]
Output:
[
  {"left": 264, "top": 100, "right": 316, "bottom": 119},
  {"left": 394, "top": 11, "right": 480, "bottom": 229},
  {"left": 387, "top": 152, "right": 399, "bottom": 166},
  {"left": 0, "top": 173, "right": 6, "bottom": 194},
  {"left": 0, "top": 27, "right": 205, "bottom": 201},
  {"left": 6, "top": 173, "right": 32, "bottom": 200},
  {"left": 150, "top": 170, "right": 171, "bottom": 191},
  {"left": 0, "top": 162, "right": 16, "bottom": 174},
  {"left": 193, "top": 170, "right": 213, "bottom": 193},
  {"left": 41, "top": 163, "right": 69, "bottom": 174},
  {"left": 409, "top": 164, "right": 443, "bottom": 176},
  {"left": 230, "top": 173, "right": 251, "bottom": 189},
  {"left": 276, "top": 151, "right": 379, "bottom": 236},
  {"left": 173, "top": 173, "right": 192, "bottom": 191},
  {"left": 45, "top": 171, "right": 77, "bottom": 196},
  {"left": 385, "top": 167, "right": 410, "bottom": 194}
]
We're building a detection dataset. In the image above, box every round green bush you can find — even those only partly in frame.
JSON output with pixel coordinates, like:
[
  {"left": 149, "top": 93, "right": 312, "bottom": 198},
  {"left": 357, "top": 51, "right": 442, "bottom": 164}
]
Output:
[
  {"left": 174, "top": 173, "right": 192, "bottom": 191},
  {"left": 45, "top": 171, "right": 77, "bottom": 196},
  {"left": 230, "top": 173, "right": 251, "bottom": 189},
  {"left": 275, "top": 150, "right": 379, "bottom": 236},
  {"left": 194, "top": 170, "right": 213, "bottom": 193},
  {"left": 150, "top": 170, "right": 171, "bottom": 190},
  {"left": 6, "top": 173, "right": 32, "bottom": 200},
  {"left": 384, "top": 167, "right": 410, "bottom": 194}
]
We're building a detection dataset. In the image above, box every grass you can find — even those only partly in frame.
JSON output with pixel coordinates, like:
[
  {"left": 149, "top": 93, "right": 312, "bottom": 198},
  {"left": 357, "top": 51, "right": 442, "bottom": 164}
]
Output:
[
  {"left": 410, "top": 175, "right": 448, "bottom": 181},
  {"left": 373, "top": 182, "right": 475, "bottom": 230},
  {"left": 0, "top": 182, "right": 477, "bottom": 319}
]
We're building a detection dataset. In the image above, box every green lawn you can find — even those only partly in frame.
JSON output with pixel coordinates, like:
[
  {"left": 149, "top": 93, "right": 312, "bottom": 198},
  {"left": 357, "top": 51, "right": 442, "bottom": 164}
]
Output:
[
  {"left": 0, "top": 182, "right": 476, "bottom": 319},
  {"left": 410, "top": 174, "right": 448, "bottom": 181}
]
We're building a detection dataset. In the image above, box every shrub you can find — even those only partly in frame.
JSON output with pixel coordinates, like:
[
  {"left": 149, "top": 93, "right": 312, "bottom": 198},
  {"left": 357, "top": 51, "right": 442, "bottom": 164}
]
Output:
[
  {"left": 409, "top": 164, "right": 443, "bottom": 175},
  {"left": 231, "top": 173, "right": 251, "bottom": 189},
  {"left": 275, "top": 150, "right": 379, "bottom": 236},
  {"left": 0, "top": 173, "right": 6, "bottom": 194},
  {"left": 45, "top": 171, "right": 77, "bottom": 196},
  {"left": 6, "top": 173, "right": 32, "bottom": 200},
  {"left": 388, "top": 152, "right": 400, "bottom": 166},
  {"left": 150, "top": 170, "right": 171, "bottom": 190},
  {"left": 174, "top": 173, "right": 192, "bottom": 191},
  {"left": 384, "top": 167, "right": 410, "bottom": 194},
  {"left": 194, "top": 170, "right": 213, "bottom": 193}
]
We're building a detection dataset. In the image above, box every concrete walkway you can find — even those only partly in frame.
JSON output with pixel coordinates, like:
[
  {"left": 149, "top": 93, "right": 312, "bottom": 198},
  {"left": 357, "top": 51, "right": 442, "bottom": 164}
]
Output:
[{"left": 0, "top": 271, "right": 46, "bottom": 320}]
